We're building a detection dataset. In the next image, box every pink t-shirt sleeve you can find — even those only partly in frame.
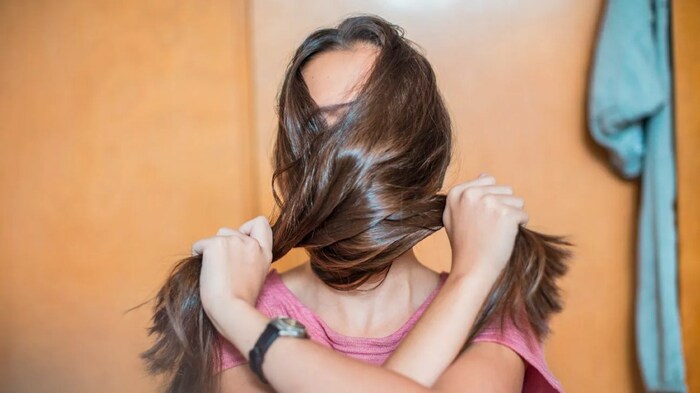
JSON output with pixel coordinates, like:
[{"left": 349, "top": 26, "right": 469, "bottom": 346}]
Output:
[
  {"left": 471, "top": 314, "right": 564, "bottom": 393},
  {"left": 215, "top": 331, "right": 248, "bottom": 372}
]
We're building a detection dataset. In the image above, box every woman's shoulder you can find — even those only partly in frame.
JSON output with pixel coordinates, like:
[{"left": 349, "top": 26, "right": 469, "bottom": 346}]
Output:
[
  {"left": 256, "top": 263, "right": 319, "bottom": 313},
  {"left": 269, "top": 262, "right": 308, "bottom": 296},
  {"left": 471, "top": 315, "right": 564, "bottom": 393},
  {"left": 254, "top": 268, "right": 291, "bottom": 308},
  {"left": 254, "top": 266, "right": 316, "bottom": 317}
]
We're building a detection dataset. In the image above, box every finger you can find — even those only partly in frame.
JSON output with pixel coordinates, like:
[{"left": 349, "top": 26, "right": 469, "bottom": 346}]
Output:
[
  {"left": 479, "top": 185, "right": 513, "bottom": 196},
  {"left": 490, "top": 195, "right": 524, "bottom": 208},
  {"left": 495, "top": 205, "right": 529, "bottom": 228},
  {"left": 240, "top": 216, "right": 273, "bottom": 254},
  {"left": 503, "top": 206, "right": 529, "bottom": 226},
  {"left": 466, "top": 175, "right": 496, "bottom": 187},
  {"left": 238, "top": 217, "right": 256, "bottom": 236},
  {"left": 517, "top": 210, "right": 529, "bottom": 226},
  {"left": 192, "top": 237, "right": 215, "bottom": 256},
  {"left": 451, "top": 175, "right": 496, "bottom": 194},
  {"left": 217, "top": 227, "right": 239, "bottom": 236}
]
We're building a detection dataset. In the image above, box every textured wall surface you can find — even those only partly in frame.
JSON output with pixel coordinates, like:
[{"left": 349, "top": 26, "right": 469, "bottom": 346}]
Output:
[
  {"left": 0, "top": 1, "right": 254, "bottom": 392},
  {"left": 674, "top": 0, "right": 700, "bottom": 391}
]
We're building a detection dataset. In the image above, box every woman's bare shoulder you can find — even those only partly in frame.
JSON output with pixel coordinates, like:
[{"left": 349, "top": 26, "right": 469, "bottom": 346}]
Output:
[{"left": 276, "top": 261, "right": 312, "bottom": 292}]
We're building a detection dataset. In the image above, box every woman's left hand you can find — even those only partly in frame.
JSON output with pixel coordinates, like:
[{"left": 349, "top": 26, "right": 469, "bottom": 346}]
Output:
[{"left": 192, "top": 215, "right": 273, "bottom": 326}]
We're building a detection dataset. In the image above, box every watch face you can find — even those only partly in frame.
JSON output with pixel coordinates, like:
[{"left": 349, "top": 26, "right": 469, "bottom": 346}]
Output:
[
  {"left": 273, "top": 316, "right": 308, "bottom": 338},
  {"left": 280, "top": 317, "right": 303, "bottom": 328}
]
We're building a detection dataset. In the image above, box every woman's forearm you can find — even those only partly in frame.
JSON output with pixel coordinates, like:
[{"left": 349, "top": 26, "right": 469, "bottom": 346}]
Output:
[
  {"left": 220, "top": 298, "right": 432, "bottom": 393},
  {"left": 383, "top": 264, "right": 495, "bottom": 386},
  {"left": 216, "top": 262, "right": 496, "bottom": 393}
]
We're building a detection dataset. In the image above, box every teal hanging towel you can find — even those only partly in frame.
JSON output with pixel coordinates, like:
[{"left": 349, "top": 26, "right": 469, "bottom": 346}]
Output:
[{"left": 588, "top": 0, "right": 687, "bottom": 391}]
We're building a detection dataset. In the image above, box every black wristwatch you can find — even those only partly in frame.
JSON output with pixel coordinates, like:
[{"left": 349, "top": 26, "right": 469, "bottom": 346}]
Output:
[{"left": 249, "top": 316, "right": 309, "bottom": 384}]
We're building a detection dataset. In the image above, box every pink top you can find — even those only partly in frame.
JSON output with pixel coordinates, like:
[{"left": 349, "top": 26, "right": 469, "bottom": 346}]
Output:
[{"left": 215, "top": 268, "right": 564, "bottom": 393}]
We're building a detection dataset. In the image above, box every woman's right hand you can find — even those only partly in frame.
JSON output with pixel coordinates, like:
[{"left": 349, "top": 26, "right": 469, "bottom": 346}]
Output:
[{"left": 443, "top": 173, "right": 529, "bottom": 281}]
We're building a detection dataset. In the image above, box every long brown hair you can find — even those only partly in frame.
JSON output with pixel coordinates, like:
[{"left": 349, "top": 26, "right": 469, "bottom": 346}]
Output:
[{"left": 141, "top": 14, "right": 572, "bottom": 393}]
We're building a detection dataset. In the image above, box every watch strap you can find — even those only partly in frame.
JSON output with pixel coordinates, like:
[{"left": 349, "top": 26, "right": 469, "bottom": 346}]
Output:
[{"left": 248, "top": 322, "right": 279, "bottom": 384}]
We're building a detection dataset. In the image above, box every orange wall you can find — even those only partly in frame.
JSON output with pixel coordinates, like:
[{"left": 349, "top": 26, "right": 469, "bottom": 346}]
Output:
[
  {"left": 674, "top": 0, "right": 700, "bottom": 390},
  {"left": 249, "top": 2, "right": 642, "bottom": 392},
  {"left": 0, "top": 1, "right": 254, "bottom": 392},
  {"left": 0, "top": 1, "right": 644, "bottom": 392}
]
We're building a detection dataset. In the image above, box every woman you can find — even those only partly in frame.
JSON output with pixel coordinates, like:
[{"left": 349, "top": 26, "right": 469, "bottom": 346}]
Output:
[{"left": 142, "top": 14, "right": 571, "bottom": 393}]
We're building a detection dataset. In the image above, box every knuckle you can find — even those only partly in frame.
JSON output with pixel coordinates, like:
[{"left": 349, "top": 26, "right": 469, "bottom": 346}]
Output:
[
  {"left": 445, "top": 191, "right": 455, "bottom": 205},
  {"left": 242, "top": 237, "right": 259, "bottom": 250},
  {"left": 447, "top": 186, "right": 461, "bottom": 201},
  {"left": 482, "top": 194, "right": 497, "bottom": 206},
  {"left": 227, "top": 236, "right": 243, "bottom": 247},
  {"left": 464, "top": 187, "right": 481, "bottom": 201},
  {"left": 211, "top": 237, "right": 226, "bottom": 249}
]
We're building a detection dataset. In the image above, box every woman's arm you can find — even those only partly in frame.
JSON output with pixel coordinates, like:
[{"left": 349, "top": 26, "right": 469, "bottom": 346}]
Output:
[
  {"left": 381, "top": 267, "right": 494, "bottom": 386},
  {"left": 217, "top": 284, "right": 524, "bottom": 393},
  {"left": 383, "top": 174, "right": 529, "bottom": 386},
  {"left": 218, "top": 257, "right": 510, "bottom": 393},
  {"left": 218, "top": 262, "right": 522, "bottom": 393},
  {"left": 220, "top": 344, "right": 525, "bottom": 393}
]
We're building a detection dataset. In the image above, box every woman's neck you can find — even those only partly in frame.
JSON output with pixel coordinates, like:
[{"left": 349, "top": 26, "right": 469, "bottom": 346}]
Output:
[{"left": 282, "top": 248, "right": 441, "bottom": 337}]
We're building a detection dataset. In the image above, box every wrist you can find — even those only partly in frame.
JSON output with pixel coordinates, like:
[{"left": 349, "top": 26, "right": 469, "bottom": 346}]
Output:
[
  {"left": 450, "top": 253, "right": 503, "bottom": 283},
  {"left": 446, "top": 262, "right": 498, "bottom": 302},
  {"left": 217, "top": 298, "right": 270, "bottom": 359}
]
